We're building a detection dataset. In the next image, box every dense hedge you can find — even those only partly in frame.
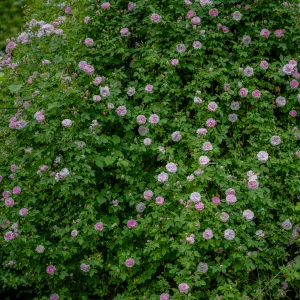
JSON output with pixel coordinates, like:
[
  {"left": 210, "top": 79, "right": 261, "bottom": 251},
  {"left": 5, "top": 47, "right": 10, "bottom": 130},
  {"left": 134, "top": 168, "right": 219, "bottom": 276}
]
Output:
[{"left": 1, "top": 0, "right": 300, "bottom": 299}]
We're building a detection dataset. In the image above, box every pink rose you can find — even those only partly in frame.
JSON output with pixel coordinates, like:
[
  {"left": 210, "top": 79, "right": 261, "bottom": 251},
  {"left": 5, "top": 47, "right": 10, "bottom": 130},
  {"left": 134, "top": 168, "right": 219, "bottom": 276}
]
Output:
[
  {"left": 290, "top": 110, "right": 297, "bottom": 117},
  {"left": 127, "top": 219, "right": 137, "bottom": 228},
  {"left": 125, "top": 258, "right": 135, "bottom": 267},
  {"left": 150, "top": 13, "right": 161, "bottom": 23},
  {"left": 94, "top": 222, "right": 104, "bottom": 231},
  {"left": 290, "top": 80, "right": 299, "bottom": 89},
  {"left": 19, "top": 208, "right": 28, "bottom": 216},
  {"left": 46, "top": 265, "right": 56, "bottom": 275},
  {"left": 260, "top": 29, "right": 270, "bottom": 38},
  {"left": 239, "top": 88, "right": 248, "bottom": 97},
  {"left": 65, "top": 6, "right": 72, "bottom": 14},
  {"left": 186, "top": 10, "right": 195, "bottom": 19},
  {"left": 101, "top": 2, "right": 110, "bottom": 9},
  {"left": 178, "top": 283, "right": 189, "bottom": 293},
  {"left": 171, "top": 59, "right": 179, "bottom": 66},
  {"left": 209, "top": 8, "right": 218, "bottom": 17},
  {"left": 252, "top": 90, "right": 261, "bottom": 99},
  {"left": 84, "top": 38, "right": 94, "bottom": 46}
]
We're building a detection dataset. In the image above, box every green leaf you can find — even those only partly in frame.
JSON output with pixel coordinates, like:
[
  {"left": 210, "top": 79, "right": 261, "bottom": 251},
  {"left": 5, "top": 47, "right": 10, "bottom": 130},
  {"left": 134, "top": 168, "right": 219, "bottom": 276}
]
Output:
[
  {"left": 112, "top": 135, "right": 121, "bottom": 144},
  {"left": 97, "top": 195, "right": 106, "bottom": 205},
  {"left": 8, "top": 83, "right": 22, "bottom": 93},
  {"left": 48, "top": 102, "right": 62, "bottom": 110},
  {"left": 95, "top": 155, "right": 105, "bottom": 168},
  {"left": 105, "top": 156, "right": 116, "bottom": 166}
]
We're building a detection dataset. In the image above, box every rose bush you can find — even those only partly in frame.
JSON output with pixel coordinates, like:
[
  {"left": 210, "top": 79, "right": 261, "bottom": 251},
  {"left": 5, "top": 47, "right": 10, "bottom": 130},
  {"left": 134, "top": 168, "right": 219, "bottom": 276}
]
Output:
[{"left": 1, "top": 0, "right": 300, "bottom": 299}]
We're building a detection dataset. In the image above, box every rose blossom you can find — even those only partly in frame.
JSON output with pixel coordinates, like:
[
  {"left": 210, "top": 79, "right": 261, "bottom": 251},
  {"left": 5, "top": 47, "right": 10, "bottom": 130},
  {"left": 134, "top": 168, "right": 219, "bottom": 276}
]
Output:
[
  {"left": 143, "top": 138, "right": 152, "bottom": 146},
  {"left": 101, "top": 2, "right": 110, "bottom": 9},
  {"left": 197, "top": 128, "right": 207, "bottom": 135},
  {"left": 212, "top": 196, "right": 220, "bottom": 205},
  {"left": 125, "top": 258, "right": 135, "bottom": 267},
  {"left": 4, "top": 231, "right": 14, "bottom": 241},
  {"left": 193, "top": 41, "right": 202, "bottom": 49},
  {"left": 145, "top": 84, "right": 153, "bottom": 93},
  {"left": 282, "top": 64, "right": 294, "bottom": 75},
  {"left": 248, "top": 180, "right": 259, "bottom": 189},
  {"left": 290, "top": 80, "right": 299, "bottom": 89},
  {"left": 13, "top": 186, "right": 21, "bottom": 194},
  {"left": 220, "top": 212, "right": 229, "bottom": 222},
  {"left": 189, "top": 192, "right": 201, "bottom": 203},
  {"left": 127, "top": 219, "right": 137, "bottom": 228},
  {"left": 256, "top": 230, "right": 265, "bottom": 237},
  {"left": 93, "top": 95, "right": 101, "bottom": 102},
  {"left": 290, "top": 110, "right": 297, "bottom": 117},
  {"left": 46, "top": 265, "right": 56, "bottom": 275},
  {"left": 71, "top": 229, "right": 78, "bottom": 237},
  {"left": 94, "top": 222, "right": 104, "bottom": 231},
  {"left": 156, "top": 196, "right": 165, "bottom": 205},
  {"left": 128, "top": 2, "right": 136, "bottom": 11},
  {"left": 270, "top": 135, "right": 281, "bottom": 146},
  {"left": 191, "top": 17, "right": 201, "bottom": 25},
  {"left": 116, "top": 106, "right": 127, "bottom": 116},
  {"left": 171, "top": 59, "right": 179, "bottom": 66},
  {"left": 5, "top": 198, "right": 14, "bottom": 207},
  {"left": 226, "top": 195, "right": 237, "bottom": 205},
  {"left": 100, "top": 86, "right": 110, "bottom": 97},
  {"left": 206, "top": 118, "right": 216, "bottom": 127},
  {"left": 62, "top": 119, "right": 72, "bottom": 127},
  {"left": 19, "top": 208, "right": 28, "bottom": 216},
  {"left": 178, "top": 283, "right": 189, "bottom": 293},
  {"left": 186, "top": 10, "right": 195, "bottom": 19},
  {"left": 202, "top": 142, "right": 212, "bottom": 151},
  {"left": 84, "top": 16, "right": 90, "bottom": 24},
  {"left": 239, "top": 88, "right": 248, "bottom": 97},
  {"left": 186, "top": 234, "right": 195, "bottom": 244},
  {"left": 195, "top": 202, "right": 205, "bottom": 211},
  {"left": 50, "top": 294, "right": 59, "bottom": 300},
  {"left": 257, "top": 151, "right": 268, "bottom": 162},
  {"left": 80, "top": 263, "right": 90, "bottom": 272},
  {"left": 158, "top": 172, "right": 168, "bottom": 183},
  {"left": 84, "top": 38, "right": 94, "bottom": 46},
  {"left": 260, "top": 60, "right": 269, "bottom": 70},
  {"left": 282, "top": 219, "right": 292, "bottom": 230},
  {"left": 260, "top": 29, "right": 270, "bottom": 38},
  {"left": 209, "top": 8, "right": 218, "bottom": 17},
  {"left": 136, "top": 115, "right": 147, "bottom": 124},
  {"left": 276, "top": 96, "right": 286, "bottom": 107},
  {"left": 252, "top": 90, "right": 261, "bottom": 99},
  {"left": 224, "top": 229, "right": 235, "bottom": 240},
  {"left": 203, "top": 228, "right": 213, "bottom": 240},
  {"left": 36, "top": 245, "right": 45, "bottom": 253},
  {"left": 143, "top": 190, "right": 153, "bottom": 200},
  {"left": 120, "top": 28, "right": 130, "bottom": 36},
  {"left": 151, "top": 13, "right": 161, "bottom": 23},
  {"left": 149, "top": 114, "right": 159, "bottom": 124},
  {"left": 160, "top": 293, "right": 169, "bottom": 300},
  {"left": 208, "top": 102, "right": 218, "bottom": 111},
  {"left": 176, "top": 44, "right": 186, "bottom": 53},
  {"left": 171, "top": 131, "right": 182, "bottom": 142},
  {"left": 243, "top": 209, "right": 254, "bottom": 221},
  {"left": 244, "top": 66, "right": 254, "bottom": 77},
  {"left": 199, "top": 156, "right": 210, "bottom": 166},
  {"left": 166, "top": 162, "right": 177, "bottom": 173}
]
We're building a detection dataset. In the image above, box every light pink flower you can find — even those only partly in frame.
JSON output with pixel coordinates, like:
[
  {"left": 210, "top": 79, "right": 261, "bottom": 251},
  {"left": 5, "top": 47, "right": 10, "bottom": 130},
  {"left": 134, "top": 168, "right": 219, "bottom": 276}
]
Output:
[
  {"left": 125, "top": 258, "right": 135, "bottom": 267},
  {"left": 149, "top": 114, "right": 159, "bottom": 124},
  {"left": 248, "top": 180, "right": 259, "bottom": 189},
  {"left": 290, "top": 80, "right": 299, "bottom": 89},
  {"left": 186, "top": 10, "right": 195, "bottom": 19},
  {"left": 290, "top": 110, "right": 297, "bottom": 117},
  {"left": 94, "top": 222, "right": 104, "bottom": 231},
  {"left": 65, "top": 6, "right": 72, "bottom": 14},
  {"left": 191, "top": 17, "right": 201, "bottom": 25},
  {"left": 4, "top": 231, "right": 14, "bottom": 241},
  {"left": 226, "top": 194, "right": 237, "bottom": 205},
  {"left": 5, "top": 198, "right": 14, "bottom": 207},
  {"left": 252, "top": 90, "right": 261, "bottom": 99},
  {"left": 209, "top": 8, "right": 218, "bottom": 17},
  {"left": 160, "top": 293, "right": 170, "bottom": 300},
  {"left": 84, "top": 16, "right": 91, "bottom": 24},
  {"left": 260, "top": 29, "right": 270, "bottom": 38},
  {"left": 224, "top": 229, "right": 235, "bottom": 240},
  {"left": 46, "top": 265, "right": 56, "bottom": 275},
  {"left": 145, "top": 84, "right": 153, "bottom": 93},
  {"left": 202, "top": 142, "right": 212, "bottom": 151},
  {"left": 199, "top": 156, "right": 210, "bottom": 166},
  {"left": 166, "top": 162, "right": 177, "bottom": 173},
  {"left": 84, "top": 38, "right": 94, "bottom": 46},
  {"left": 158, "top": 172, "right": 168, "bottom": 183},
  {"left": 127, "top": 219, "right": 137, "bottom": 228},
  {"left": 257, "top": 151, "right": 268, "bottom": 162},
  {"left": 178, "top": 283, "right": 189, "bottom": 293},
  {"left": 116, "top": 106, "right": 127, "bottom": 116},
  {"left": 50, "top": 294, "right": 59, "bottom": 300},
  {"left": 171, "top": 59, "right": 179, "bottom": 66},
  {"left": 136, "top": 115, "right": 146, "bottom": 124},
  {"left": 282, "top": 219, "right": 292, "bottom": 230},
  {"left": 120, "top": 28, "right": 130, "bottom": 36},
  {"left": 197, "top": 128, "right": 207, "bottom": 135},
  {"left": 203, "top": 228, "right": 213, "bottom": 240},
  {"left": 260, "top": 60, "right": 269, "bottom": 70},
  {"left": 101, "top": 2, "right": 110, "bottom": 9},
  {"left": 190, "top": 192, "right": 201, "bottom": 202},
  {"left": 151, "top": 13, "right": 162, "bottom": 23},
  {"left": 186, "top": 234, "right": 195, "bottom": 244},
  {"left": 2, "top": 191, "right": 10, "bottom": 198},
  {"left": 143, "top": 190, "right": 153, "bottom": 200},
  {"left": 193, "top": 41, "right": 202, "bottom": 49},
  {"left": 93, "top": 95, "right": 101, "bottom": 102},
  {"left": 208, "top": 102, "right": 218, "bottom": 111},
  {"left": 206, "top": 118, "right": 216, "bottom": 127},
  {"left": 128, "top": 2, "right": 136, "bottom": 11},
  {"left": 156, "top": 196, "right": 165, "bottom": 205},
  {"left": 71, "top": 230, "right": 78, "bottom": 237},
  {"left": 195, "top": 202, "right": 204, "bottom": 211},
  {"left": 171, "top": 131, "right": 182, "bottom": 142},
  {"left": 243, "top": 209, "right": 254, "bottom": 221},
  {"left": 274, "top": 29, "right": 285, "bottom": 38},
  {"left": 212, "top": 196, "right": 220, "bottom": 205},
  {"left": 19, "top": 208, "right": 28, "bottom": 216}
]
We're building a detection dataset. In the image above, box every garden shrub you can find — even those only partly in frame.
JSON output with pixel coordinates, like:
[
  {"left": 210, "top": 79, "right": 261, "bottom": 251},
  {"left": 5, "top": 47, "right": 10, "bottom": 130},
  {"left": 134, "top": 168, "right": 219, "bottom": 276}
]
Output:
[{"left": 1, "top": 0, "right": 300, "bottom": 299}]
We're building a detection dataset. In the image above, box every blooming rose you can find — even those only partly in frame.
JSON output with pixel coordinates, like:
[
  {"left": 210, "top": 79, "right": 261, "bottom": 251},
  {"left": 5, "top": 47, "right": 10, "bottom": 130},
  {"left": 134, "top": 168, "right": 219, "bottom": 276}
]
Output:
[
  {"left": 127, "top": 219, "right": 137, "bottom": 228},
  {"left": 94, "top": 222, "right": 104, "bottom": 231},
  {"left": 178, "top": 283, "right": 189, "bottom": 293},
  {"left": 46, "top": 265, "right": 56, "bottom": 275},
  {"left": 125, "top": 258, "right": 135, "bottom": 268},
  {"left": 203, "top": 228, "right": 213, "bottom": 240}
]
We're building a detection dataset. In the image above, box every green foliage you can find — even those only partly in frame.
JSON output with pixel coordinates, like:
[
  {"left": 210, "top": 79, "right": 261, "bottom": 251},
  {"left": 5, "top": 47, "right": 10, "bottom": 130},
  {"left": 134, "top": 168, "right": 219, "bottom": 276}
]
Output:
[{"left": 0, "top": 0, "right": 300, "bottom": 299}]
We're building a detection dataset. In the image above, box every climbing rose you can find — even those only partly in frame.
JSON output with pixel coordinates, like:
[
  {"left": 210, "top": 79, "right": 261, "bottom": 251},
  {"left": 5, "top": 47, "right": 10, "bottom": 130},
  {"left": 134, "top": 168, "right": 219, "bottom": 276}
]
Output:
[
  {"left": 127, "top": 219, "right": 137, "bottom": 228},
  {"left": 150, "top": 14, "right": 161, "bottom": 23},
  {"left": 19, "top": 208, "right": 28, "bottom": 217},
  {"left": 46, "top": 265, "right": 56, "bottom": 275},
  {"left": 224, "top": 229, "right": 235, "bottom": 240},
  {"left": 94, "top": 222, "right": 104, "bottom": 231},
  {"left": 178, "top": 283, "right": 189, "bottom": 293},
  {"left": 50, "top": 294, "right": 59, "bottom": 300},
  {"left": 203, "top": 228, "right": 213, "bottom": 240},
  {"left": 125, "top": 258, "right": 135, "bottom": 268}
]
